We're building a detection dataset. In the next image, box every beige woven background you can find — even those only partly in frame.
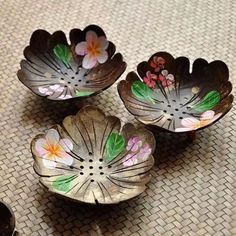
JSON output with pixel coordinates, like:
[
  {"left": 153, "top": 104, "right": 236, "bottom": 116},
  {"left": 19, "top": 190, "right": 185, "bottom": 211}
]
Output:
[{"left": 0, "top": 0, "right": 236, "bottom": 235}]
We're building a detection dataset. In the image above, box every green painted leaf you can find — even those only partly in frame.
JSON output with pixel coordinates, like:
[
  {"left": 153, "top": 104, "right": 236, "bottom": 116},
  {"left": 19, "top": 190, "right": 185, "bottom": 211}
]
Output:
[
  {"left": 192, "top": 91, "right": 220, "bottom": 112},
  {"left": 105, "top": 133, "right": 125, "bottom": 162},
  {"left": 75, "top": 90, "right": 93, "bottom": 97},
  {"left": 53, "top": 44, "right": 72, "bottom": 67},
  {"left": 131, "top": 81, "right": 155, "bottom": 103},
  {"left": 52, "top": 175, "right": 74, "bottom": 192}
]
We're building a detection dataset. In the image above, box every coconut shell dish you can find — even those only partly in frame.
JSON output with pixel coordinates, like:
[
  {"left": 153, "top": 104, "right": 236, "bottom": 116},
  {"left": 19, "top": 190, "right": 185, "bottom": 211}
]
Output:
[
  {"left": 118, "top": 52, "right": 233, "bottom": 133},
  {"left": 31, "top": 106, "right": 155, "bottom": 204},
  {"left": 17, "top": 25, "right": 126, "bottom": 100}
]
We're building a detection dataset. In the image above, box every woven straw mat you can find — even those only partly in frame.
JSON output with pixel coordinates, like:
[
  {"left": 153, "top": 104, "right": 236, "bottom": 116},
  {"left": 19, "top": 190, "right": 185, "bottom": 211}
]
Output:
[{"left": 0, "top": 0, "right": 236, "bottom": 235}]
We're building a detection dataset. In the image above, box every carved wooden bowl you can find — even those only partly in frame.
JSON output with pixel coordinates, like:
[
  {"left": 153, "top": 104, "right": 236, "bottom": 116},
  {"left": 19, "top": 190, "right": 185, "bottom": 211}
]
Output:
[
  {"left": 17, "top": 25, "right": 126, "bottom": 100},
  {"left": 118, "top": 52, "right": 233, "bottom": 133},
  {"left": 31, "top": 106, "right": 155, "bottom": 204}
]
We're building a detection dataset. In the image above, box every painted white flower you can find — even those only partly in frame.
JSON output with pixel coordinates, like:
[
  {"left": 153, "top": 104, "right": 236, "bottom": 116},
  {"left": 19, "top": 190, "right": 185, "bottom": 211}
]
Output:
[
  {"left": 38, "top": 84, "right": 64, "bottom": 95},
  {"left": 175, "top": 110, "right": 222, "bottom": 132},
  {"left": 75, "top": 31, "right": 109, "bottom": 69},
  {"left": 35, "top": 129, "right": 73, "bottom": 169}
]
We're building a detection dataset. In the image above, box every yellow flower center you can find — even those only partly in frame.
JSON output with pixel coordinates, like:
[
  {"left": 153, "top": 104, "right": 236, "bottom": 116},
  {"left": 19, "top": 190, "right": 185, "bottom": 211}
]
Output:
[
  {"left": 45, "top": 143, "right": 61, "bottom": 158},
  {"left": 195, "top": 119, "right": 211, "bottom": 129},
  {"left": 87, "top": 41, "right": 101, "bottom": 57}
]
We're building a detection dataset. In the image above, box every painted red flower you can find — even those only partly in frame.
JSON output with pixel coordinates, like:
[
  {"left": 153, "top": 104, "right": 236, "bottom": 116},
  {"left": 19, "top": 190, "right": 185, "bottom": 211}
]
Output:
[
  {"left": 143, "top": 71, "right": 158, "bottom": 89},
  {"left": 150, "top": 56, "right": 165, "bottom": 72},
  {"left": 157, "top": 70, "right": 175, "bottom": 87}
]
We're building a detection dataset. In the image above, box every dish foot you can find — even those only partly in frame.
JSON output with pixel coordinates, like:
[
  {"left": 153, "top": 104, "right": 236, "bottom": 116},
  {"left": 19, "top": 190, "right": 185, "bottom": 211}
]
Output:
[{"left": 187, "top": 131, "right": 196, "bottom": 142}]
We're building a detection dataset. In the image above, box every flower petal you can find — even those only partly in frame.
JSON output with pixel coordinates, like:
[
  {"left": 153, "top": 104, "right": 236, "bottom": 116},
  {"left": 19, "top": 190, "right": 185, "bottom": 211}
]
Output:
[
  {"left": 97, "top": 36, "right": 109, "bottom": 50},
  {"left": 200, "top": 110, "right": 215, "bottom": 120},
  {"left": 58, "top": 94, "right": 72, "bottom": 100},
  {"left": 158, "top": 74, "right": 165, "bottom": 82},
  {"left": 59, "top": 139, "right": 73, "bottom": 152},
  {"left": 82, "top": 54, "right": 97, "bottom": 69},
  {"left": 49, "top": 84, "right": 64, "bottom": 92},
  {"left": 38, "top": 87, "right": 53, "bottom": 95},
  {"left": 181, "top": 117, "right": 199, "bottom": 128},
  {"left": 86, "top": 31, "right": 97, "bottom": 43},
  {"left": 161, "top": 70, "right": 168, "bottom": 76},
  {"left": 35, "top": 138, "right": 48, "bottom": 156},
  {"left": 57, "top": 154, "right": 74, "bottom": 166},
  {"left": 175, "top": 127, "right": 193, "bottom": 132},
  {"left": 166, "top": 74, "right": 174, "bottom": 81},
  {"left": 46, "top": 129, "right": 60, "bottom": 144},
  {"left": 75, "top": 41, "right": 88, "bottom": 56},
  {"left": 42, "top": 158, "right": 57, "bottom": 169},
  {"left": 97, "top": 51, "right": 108, "bottom": 64},
  {"left": 123, "top": 154, "right": 138, "bottom": 166},
  {"left": 211, "top": 113, "right": 222, "bottom": 122}
]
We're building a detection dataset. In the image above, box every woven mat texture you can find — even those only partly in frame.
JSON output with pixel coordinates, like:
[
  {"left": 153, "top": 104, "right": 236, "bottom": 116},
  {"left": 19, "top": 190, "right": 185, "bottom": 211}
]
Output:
[{"left": 0, "top": 0, "right": 236, "bottom": 235}]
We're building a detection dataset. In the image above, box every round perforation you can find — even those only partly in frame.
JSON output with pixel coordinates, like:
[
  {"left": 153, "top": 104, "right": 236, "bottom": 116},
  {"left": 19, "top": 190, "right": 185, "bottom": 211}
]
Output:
[{"left": 161, "top": 98, "right": 192, "bottom": 122}]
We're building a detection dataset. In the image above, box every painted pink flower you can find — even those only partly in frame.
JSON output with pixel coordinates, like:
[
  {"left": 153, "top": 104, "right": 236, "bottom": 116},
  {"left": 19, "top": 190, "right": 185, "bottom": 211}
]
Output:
[
  {"left": 137, "top": 143, "right": 152, "bottom": 160},
  {"left": 126, "top": 137, "right": 143, "bottom": 152},
  {"left": 35, "top": 129, "right": 73, "bottom": 169},
  {"left": 158, "top": 70, "right": 175, "bottom": 87},
  {"left": 38, "top": 84, "right": 64, "bottom": 96},
  {"left": 123, "top": 153, "right": 138, "bottom": 167},
  {"left": 175, "top": 110, "right": 222, "bottom": 132},
  {"left": 150, "top": 56, "right": 165, "bottom": 72},
  {"left": 143, "top": 71, "right": 158, "bottom": 89},
  {"left": 75, "top": 31, "right": 109, "bottom": 69}
]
